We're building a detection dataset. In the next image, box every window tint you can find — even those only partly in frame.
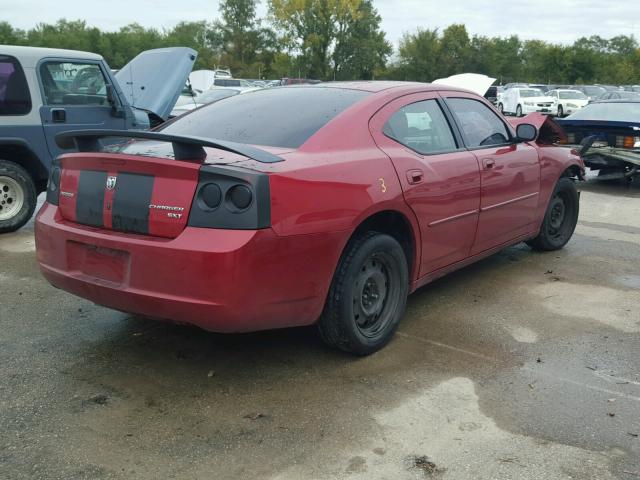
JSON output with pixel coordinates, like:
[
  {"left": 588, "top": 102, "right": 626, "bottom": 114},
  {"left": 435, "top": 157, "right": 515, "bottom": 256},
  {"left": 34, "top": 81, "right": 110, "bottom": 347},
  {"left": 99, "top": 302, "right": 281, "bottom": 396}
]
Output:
[
  {"left": 383, "top": 100, "right": 457, "bottom": 154},
  {"left": 40, "top": 62, "right": 108, "bottom": 106},
  {"left": 214, "top": 79, "right": 241, "bottom": 87},
  {"left": 446, "top": 98, "right": 510, "bottom": 148},
  {"left": 0, "top": 55, "right": 31, "bottom": 115},
  {"left": 161, "top": 87, "right": 369, "bottom": 148}
]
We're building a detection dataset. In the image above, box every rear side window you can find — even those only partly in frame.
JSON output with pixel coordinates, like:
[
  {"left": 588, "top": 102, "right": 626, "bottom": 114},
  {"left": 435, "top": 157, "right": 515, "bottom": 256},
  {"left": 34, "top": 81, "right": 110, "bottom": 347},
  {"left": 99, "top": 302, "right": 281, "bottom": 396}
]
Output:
[
  {"left": 383, "top": 100, "right": 457, "bottom": 154},
  {"left": 446, "top": 98, "right": 510, "bottom": 148},
  {"left": 0, "top": 55, "right": 31, "bottom": 115},
  {"left": 40, "top": 61, "right": 108, "bottom": 106},
  {"left": 162, "top": 87, "right": 369, "bottom": 148}
]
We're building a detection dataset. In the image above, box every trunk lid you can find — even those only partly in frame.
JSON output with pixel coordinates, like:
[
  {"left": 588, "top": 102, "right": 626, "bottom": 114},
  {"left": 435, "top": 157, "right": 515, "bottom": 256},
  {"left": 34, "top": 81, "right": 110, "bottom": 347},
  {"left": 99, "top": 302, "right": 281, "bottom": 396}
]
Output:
[
  {"left": 57, "top": 152, "right": 201, "bottom": 238},
  {"left": 556, "top": 119, "right": 640, "bottom": 148},
  {"left": 115, "top": 47, "right": 197, "bottom": 121}
]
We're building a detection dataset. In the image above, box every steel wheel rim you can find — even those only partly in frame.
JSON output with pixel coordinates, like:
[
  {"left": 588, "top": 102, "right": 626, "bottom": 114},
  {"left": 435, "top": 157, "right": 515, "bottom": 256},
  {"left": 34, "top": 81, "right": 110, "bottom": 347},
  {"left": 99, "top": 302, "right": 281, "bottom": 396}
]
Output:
[
  {"left": 547, "top": 192, "right": 571, "bottom": 241},
  {"left": 352, "top": 253, "right": 396, "bottom": 338},
  {"left": 0, "top": 176, "right": 24, "bottom": 221}
]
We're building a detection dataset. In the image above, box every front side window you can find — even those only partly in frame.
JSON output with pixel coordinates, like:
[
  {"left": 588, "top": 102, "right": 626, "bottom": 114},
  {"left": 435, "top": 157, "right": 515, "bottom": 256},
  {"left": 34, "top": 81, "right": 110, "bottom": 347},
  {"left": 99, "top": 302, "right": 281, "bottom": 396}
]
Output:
[
  {"left": 383, "top": 100, "right": 457, "bottom": 155},
  {"left": 40, "top": 61, "right": 108, "bottom": 106},
  {"left": 446, "top": 98, "right": 511, "bottom": 148},
  {"left": 0, "top": 55, "right": 31, "bottom": 115}
]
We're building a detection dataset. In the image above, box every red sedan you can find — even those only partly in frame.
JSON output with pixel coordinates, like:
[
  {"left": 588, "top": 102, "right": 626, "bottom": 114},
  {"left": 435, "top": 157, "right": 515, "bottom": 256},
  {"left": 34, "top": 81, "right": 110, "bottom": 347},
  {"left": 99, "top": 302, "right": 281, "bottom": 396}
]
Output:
[{"left": 35, "top": 82, "right": 584, "bottom": 355}]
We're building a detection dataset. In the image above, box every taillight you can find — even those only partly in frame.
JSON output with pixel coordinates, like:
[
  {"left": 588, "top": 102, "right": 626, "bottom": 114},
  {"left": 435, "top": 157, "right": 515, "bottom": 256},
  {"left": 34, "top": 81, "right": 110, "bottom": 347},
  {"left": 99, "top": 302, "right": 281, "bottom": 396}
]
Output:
[
  {"left": 615, "top": 135, "right": 640, "bottom": 149},
  {"left": 188, "top": 165, "right": 270, "bottom": 229},
  {"left": 46, "top": 158, "right": 61, "bottom": 206}
]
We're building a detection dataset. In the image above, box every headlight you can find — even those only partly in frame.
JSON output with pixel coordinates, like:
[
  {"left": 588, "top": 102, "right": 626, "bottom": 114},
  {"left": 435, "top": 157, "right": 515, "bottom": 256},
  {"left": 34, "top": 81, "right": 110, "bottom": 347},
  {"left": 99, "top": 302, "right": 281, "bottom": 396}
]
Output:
[{"left": 524, "top": 102, "right": 534, "bottom": 106}]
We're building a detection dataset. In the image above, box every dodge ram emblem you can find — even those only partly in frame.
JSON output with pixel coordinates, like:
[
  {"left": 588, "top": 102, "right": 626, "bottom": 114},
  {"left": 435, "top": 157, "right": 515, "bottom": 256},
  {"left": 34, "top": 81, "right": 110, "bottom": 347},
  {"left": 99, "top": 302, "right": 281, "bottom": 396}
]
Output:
[{"left": 106, "top": 176, "right": 117, "bottom": 190}]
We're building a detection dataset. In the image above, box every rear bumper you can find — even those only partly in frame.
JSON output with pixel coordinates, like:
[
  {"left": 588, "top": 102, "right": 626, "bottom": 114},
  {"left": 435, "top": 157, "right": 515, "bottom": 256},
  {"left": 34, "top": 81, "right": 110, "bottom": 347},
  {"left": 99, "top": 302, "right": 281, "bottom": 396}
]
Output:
[{"left": 35, "top": 203, "right": 344, "bottom": 332}]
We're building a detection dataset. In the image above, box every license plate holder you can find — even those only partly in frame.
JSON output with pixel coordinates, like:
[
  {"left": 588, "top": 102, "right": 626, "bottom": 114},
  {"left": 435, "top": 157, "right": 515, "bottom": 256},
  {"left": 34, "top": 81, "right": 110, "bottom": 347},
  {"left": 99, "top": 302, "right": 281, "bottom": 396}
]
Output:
[{"left": 67, "top": 241, "right": 129, "bottom": 284}]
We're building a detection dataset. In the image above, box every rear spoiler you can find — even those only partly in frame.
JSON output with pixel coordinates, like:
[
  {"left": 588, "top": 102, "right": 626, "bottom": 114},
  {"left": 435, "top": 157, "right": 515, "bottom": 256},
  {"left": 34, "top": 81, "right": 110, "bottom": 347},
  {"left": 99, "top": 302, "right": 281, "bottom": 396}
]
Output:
[{"left": 55, "top": 129, "right": 284, "bottom": 163}]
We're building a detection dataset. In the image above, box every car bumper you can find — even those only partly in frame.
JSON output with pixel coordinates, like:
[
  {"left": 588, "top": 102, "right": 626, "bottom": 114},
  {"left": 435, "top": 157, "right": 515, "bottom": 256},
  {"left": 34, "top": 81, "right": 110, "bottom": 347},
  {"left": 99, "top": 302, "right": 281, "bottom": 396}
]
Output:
[
  {"left": 522, "top": 105, "right": 554, "bottom": 115},
  {"left": 35, "top": 203, "right": 344, "bottom": 332}
]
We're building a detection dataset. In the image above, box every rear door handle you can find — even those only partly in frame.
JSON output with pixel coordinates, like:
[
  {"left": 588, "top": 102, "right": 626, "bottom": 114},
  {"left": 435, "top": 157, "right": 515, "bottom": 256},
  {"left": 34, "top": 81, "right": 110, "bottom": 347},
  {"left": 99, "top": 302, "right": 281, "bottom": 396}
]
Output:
[
  {"left": 51, "top": 108, "right": 66, "bottom": 123},
  {"left": 406, "top": 169, "right": 423, "bottom": 184},
  {"left": 482, "top": 158, "right": 496, "bottom": 169}
]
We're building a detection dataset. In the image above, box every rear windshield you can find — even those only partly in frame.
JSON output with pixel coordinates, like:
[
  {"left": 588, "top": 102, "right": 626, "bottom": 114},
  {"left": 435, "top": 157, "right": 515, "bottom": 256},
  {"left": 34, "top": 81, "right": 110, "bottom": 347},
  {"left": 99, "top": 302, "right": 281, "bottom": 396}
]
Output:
[
  {"left": 566, "top": 102, "right": 640, "bottom": 122},
  {"left": 161, "top": 87, "right": 369, "bottom": 148}
]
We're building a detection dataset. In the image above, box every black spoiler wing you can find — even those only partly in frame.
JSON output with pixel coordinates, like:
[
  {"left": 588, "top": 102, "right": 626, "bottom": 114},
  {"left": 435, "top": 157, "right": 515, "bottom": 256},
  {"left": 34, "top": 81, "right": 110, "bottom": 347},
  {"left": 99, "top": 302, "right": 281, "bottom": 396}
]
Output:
[{"left": 55, "top": 129, "right": 284, "bottom": 163}]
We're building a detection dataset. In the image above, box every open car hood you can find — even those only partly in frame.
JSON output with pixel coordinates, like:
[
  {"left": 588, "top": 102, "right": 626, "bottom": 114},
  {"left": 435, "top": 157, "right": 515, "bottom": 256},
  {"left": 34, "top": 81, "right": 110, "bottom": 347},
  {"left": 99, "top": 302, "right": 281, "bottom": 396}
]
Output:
[
  {"left": 508, "top": 112, "right": 567, "bottom": 144},
  {"left": 115, "top": 47, "right": 197, "bottom": 121},
  {"left": 433, "top": 73, "right": 496, "bottom": 96}
]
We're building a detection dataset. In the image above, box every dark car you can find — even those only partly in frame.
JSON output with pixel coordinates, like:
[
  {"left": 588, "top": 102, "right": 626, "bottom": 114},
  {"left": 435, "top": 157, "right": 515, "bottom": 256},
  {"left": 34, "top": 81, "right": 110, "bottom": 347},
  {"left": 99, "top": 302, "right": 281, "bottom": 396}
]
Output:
[
  {"left": 571, "top": 85, "right": 606, "bottom": 102},
  {"left": 557, "top": 100, "right": 640, "bottom": 180},
  {"left": 484, "top": 85, "right": 498, "bottom": 104},
  {"left": 596, "top": 91, "right": 640, "bottom": 101}
]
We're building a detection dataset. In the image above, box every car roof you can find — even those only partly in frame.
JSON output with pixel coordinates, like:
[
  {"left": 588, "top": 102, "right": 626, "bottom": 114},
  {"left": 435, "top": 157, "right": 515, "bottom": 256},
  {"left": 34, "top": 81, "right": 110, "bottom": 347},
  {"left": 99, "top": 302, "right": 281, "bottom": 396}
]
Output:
[
  {"left": 286, "top": 81, "right": 473, "bottom": 95},
  {"left": 0, "top": 45, "right": 103, "bottom": 68},
  {"left": 591, "top": 99, "right": 640, "bottom": 104}
]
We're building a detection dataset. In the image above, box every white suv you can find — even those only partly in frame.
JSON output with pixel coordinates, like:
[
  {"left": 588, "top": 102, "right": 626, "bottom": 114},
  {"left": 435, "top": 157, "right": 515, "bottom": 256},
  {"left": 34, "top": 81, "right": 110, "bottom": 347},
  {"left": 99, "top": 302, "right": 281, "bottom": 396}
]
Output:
[{"left": 498, "top": 87, "right": 555, "bottom": 117}]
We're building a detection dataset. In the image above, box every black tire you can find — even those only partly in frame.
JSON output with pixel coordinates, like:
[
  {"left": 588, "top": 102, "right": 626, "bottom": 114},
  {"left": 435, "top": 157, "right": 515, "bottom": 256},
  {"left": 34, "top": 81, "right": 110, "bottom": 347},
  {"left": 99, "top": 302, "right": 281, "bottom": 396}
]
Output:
[
  {"left": 516, "top": 104, "right": 523, "bottom": 117},
  {"left": 498, "top": 103, "right": 504, "bottom": 114},
  {"left": 557, "top": 105, "right": 564, "bottom": 117},
  {"left": 0, "top": 160, "right": 37, "bottom": 234},
  {"left": 526, "top": 177, "right": 579, "bottom": 251},
  {"left": 318, "top": 232, "right": 409, "bottom": 355}
]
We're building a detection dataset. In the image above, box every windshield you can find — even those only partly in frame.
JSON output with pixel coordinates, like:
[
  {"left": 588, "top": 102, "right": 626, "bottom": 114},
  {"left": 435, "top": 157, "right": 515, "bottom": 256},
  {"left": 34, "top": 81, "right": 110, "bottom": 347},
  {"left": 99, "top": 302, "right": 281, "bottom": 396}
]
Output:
[
  {"left": 520, "top": 89, "right": 544, "bottom": 97},
  {"left": 198, "top": 89, "right": 240, "bottom": 103},
  {"left": 565, "top": 102, "right": 640, "bottom": 122},
  {"left": 559, "top": 91, "right": 588, "bottom": 100},
  {"left": 161, "top": 87, "right": 369, "bottom": 148}
]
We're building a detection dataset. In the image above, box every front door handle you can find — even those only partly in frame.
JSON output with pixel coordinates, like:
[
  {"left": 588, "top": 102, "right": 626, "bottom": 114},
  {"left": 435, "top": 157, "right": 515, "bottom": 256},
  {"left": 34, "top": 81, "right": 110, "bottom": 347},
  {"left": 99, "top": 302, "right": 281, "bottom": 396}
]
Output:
[
  {"left": 482, "top": 158, "right": 496, "bottom": 169},
  {"left": 406, "top": 169, "right": 423, "bottom": 184},
  {"left": 51, "top": 108, "right": 66, "bottom": 123}
]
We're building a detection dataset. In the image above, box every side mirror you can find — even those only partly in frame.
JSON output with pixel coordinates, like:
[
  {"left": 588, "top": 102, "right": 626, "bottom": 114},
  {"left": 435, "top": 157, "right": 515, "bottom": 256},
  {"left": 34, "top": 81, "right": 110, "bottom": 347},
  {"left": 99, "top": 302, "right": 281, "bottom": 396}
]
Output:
[
  {"left": 106, "top": 84, "right": 124, "bottom": 118},
  {"left": 516, "top": 123, "right": 537, "bottom": 142}
]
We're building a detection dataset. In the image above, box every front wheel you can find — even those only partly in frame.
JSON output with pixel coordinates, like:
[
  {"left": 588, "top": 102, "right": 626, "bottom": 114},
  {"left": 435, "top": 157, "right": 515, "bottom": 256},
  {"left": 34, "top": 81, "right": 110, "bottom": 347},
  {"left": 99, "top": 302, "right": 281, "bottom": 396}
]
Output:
[
  {"left": 0, "top": 160, "right": 37, "bottom": 234},
  {"left": 318, "top": 232, "right": 409, "bottom": 355},
  {"left": 526, "top": 177, "right": 579, "bottom": 251}
]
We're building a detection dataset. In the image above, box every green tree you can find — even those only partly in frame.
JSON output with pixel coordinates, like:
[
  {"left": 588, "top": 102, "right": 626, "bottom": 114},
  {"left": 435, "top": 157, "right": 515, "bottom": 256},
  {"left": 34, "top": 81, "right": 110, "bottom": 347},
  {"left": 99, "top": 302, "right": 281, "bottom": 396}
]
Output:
[
  {"left": 269, "top": 0, "right": 362, "bottom": 79},
  {"left": 392, "top": 28, "right": 441, "bottom": 81},
  {"left": 331, "top": 0, "right": 391, "bottom": 80}
]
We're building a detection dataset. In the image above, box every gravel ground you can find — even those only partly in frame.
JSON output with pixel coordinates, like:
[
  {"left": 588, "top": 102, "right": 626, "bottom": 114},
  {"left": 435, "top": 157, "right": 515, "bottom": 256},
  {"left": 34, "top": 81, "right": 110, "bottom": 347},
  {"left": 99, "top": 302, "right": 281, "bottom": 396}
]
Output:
[{"left": 1, "top": 177, "right": 639, "bottom": 480}]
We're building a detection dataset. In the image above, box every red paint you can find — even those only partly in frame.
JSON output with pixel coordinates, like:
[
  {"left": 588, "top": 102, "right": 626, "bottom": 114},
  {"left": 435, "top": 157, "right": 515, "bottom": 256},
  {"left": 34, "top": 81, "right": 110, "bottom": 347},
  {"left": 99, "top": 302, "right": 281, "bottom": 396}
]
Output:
[{"left": 35, "top": 82, "right": 584, "bottom": 333}]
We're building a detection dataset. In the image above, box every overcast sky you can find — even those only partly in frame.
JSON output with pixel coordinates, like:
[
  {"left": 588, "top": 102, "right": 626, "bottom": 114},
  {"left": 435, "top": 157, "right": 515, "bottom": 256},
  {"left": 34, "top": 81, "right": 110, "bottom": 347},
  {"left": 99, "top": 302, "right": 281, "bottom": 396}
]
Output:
[{"left": 2, "top": 0, "right": 639, "bottom": 47}]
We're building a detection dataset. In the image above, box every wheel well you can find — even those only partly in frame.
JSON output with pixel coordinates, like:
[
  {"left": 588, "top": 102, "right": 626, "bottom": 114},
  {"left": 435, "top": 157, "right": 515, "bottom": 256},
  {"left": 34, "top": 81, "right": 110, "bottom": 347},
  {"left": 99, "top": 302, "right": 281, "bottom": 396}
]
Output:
[
  {"left": 561, "top": 164, "right": 583, "bottom": 180},
  {"left": 0, "top": 143, "right": 47, "bottom": 192},
  {"left": 351, "top": 210, "right": 415, "bottom": 276}
]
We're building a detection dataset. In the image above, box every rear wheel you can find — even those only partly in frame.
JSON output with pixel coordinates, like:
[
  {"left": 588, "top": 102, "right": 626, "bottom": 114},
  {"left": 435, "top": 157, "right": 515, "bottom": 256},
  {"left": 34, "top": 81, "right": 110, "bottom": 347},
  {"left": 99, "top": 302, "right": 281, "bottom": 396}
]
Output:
[
  {"left": 318, "top": 232, "right": 409, "bottom": 355},
  {"left": 516, "top": 104, "right": 523, "bottom": 117},
  {"left": 526, "top": 177, "right": 579, "bottom": 251},
  {"left": 557, "top": 104, "right": 564, "bottom": 117},
  {"left": 0, "top": 160, "right": 37, "bottom": 234}
]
